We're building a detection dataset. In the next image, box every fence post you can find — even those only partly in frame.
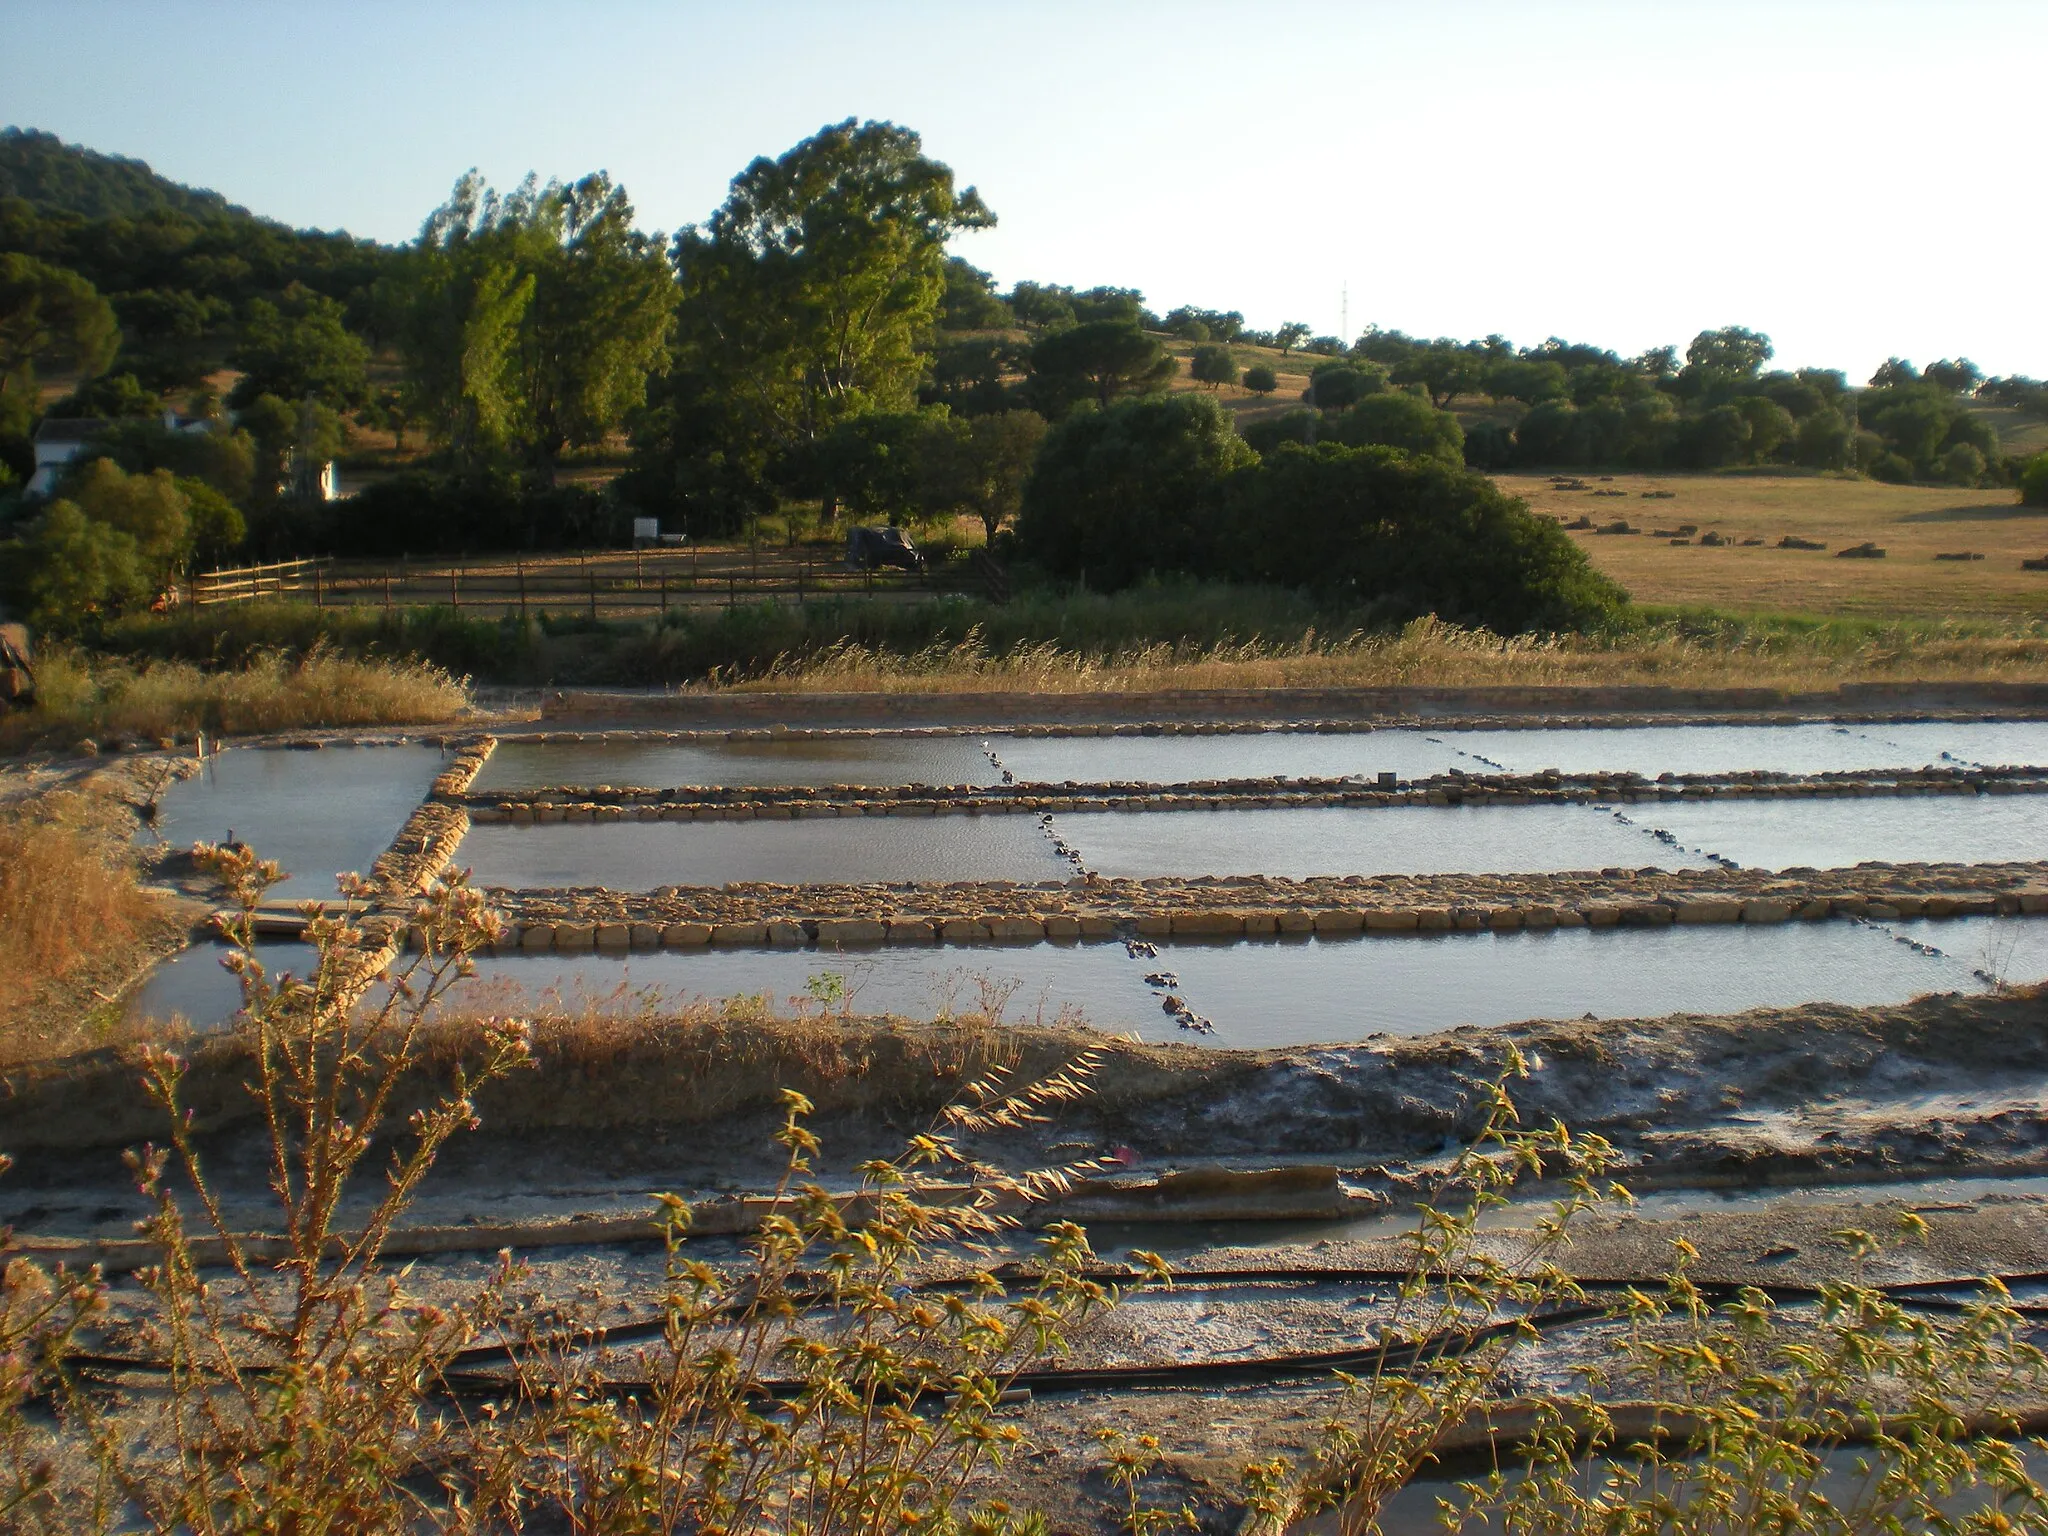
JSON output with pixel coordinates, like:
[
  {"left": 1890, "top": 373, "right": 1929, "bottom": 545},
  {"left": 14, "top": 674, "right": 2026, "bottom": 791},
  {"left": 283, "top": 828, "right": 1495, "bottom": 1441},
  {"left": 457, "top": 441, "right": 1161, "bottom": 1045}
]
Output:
[
  {"left": 313, "top": 564, "right": 322, "bottom": 608},
  {"left": 727, "top": 575, "right": 735, "bottom": 610},
  {"left": 518, "top": 563, "right": 527, "bottom": 620},
  {"left": 451, "top": 567, "right": 460, "bottom": 611},
  {"left": 660, "top": 574, "right": 668, "bottom": 615},
  {"left": 798, "top": 559, "right": 805, "bottom": 606},
  {"left": 588, "top": 568, "right": 597, "bottom": 622},
  {"left": 384, "top": 569, "right": 392, "bottom": 614}
]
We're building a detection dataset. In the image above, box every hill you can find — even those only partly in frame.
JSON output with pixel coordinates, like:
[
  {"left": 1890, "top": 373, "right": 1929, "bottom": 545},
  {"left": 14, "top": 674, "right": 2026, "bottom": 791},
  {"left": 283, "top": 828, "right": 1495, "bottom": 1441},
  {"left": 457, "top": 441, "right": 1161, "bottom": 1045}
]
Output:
[{"left": 0, "top": 125, "right": 240, "bottom": 220}]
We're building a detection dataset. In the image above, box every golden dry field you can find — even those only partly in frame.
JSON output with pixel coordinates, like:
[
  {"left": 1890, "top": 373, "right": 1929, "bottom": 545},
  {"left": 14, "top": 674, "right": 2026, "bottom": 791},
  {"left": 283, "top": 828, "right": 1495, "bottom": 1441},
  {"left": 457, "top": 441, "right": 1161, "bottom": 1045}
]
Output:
[{"left": 1500, "top": 471, "right": 2048, "bottom": 621}]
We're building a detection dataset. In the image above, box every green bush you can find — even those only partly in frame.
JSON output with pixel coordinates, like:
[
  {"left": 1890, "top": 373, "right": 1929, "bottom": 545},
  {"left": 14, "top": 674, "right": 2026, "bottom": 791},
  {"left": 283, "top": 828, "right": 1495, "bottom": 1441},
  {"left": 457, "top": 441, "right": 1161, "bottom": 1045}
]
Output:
[
  {"left": 1329, "top": 391, "right": 1464, "bottom": 465},
  {"left": 0, "top": 499, "right": 150, "bottom": 633},
  {"left": 1941, "top": 441, "right": 1987, "bottom": 487},
  {"left": 1870, "top": 451, "right": 1915, "bottom": 484},
  {"left": 2019, "top": 452, "right": 2048, "bottom": 507},
  {"left": 1225, "top": 442, "right": 1630, "bottom": 633},
  {"left": 1242, "top": 363, "right": 1278, "bottom": 396},
  {"left": 1016, "top": 392, "right": 1255, "bottom": 589}
]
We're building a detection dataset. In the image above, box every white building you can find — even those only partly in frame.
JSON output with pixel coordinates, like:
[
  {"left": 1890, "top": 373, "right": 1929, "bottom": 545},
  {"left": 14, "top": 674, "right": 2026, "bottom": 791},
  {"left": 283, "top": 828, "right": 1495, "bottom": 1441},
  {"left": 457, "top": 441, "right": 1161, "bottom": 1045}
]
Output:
[{"left": 24, "top": 417, "right": 107, "bottom": 497}]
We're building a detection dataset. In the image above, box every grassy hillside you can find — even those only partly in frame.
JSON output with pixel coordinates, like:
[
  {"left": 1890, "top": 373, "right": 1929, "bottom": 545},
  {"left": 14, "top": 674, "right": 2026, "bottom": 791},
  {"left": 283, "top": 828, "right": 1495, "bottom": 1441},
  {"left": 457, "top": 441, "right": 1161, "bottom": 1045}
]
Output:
[{"left": 0, "top": 125, "right": 239, "bottom": 219}]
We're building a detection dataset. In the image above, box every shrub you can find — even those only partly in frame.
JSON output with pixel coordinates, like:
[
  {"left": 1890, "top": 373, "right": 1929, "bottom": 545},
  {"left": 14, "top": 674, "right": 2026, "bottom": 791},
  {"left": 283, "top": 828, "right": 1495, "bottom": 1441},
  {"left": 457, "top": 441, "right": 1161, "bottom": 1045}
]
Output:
[
  {"left": 1303, "top": 360, "right": 1383, "bottom": 410},
  {"left": 1243, "top": 363, "right": 1278, "bottom": 396},
  {"left": 0, "top": 500, "right": 149, "bottom": 633},
  {"left": 2021, "top": 451, "right": 2048, "bottom": 507},
  {"left": 1870, "top": 450, "right": 1915, "bottom": 484},
  {"left": 1189, "top": 343, "right": 1239, "bottom": 388},
  {"left": 1463, "top": 420, "right": 1515, "bottom": 470},
  {"left": 1329, "top": 390, "right": 1465, "bottom": 465},
  {"left": 1225, "top": 441, "right": 1631, "bottom": 633},
  {"left": 1942, "top": 441, "right": 1988, "bottom": 487},
  {"left": 275, "top": 470, "right": 623, "bottom": 558},
  {"left": 1016, "top": 392, "right": 1255, "bottom": 589}
]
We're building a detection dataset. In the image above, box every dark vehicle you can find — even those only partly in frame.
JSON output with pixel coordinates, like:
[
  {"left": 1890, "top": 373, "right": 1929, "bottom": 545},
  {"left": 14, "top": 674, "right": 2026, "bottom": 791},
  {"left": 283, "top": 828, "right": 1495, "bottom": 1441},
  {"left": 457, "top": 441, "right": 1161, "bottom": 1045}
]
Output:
[
  {"left": 844, "top": 525, "right": 927, "bottom": 574},
  {"left": 0, "top": 623, "right": 34, "bottom": 709}
]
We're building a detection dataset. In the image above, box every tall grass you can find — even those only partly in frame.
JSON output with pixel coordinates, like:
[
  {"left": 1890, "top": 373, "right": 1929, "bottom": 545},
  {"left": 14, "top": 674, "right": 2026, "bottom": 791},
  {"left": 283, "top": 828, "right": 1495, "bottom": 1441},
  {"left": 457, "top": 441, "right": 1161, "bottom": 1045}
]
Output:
[
  {"left": 0, "top": 794, "right": 159, "bottom": 1032},
  {"left": 0, "top": 644, "right": 470, "bottom": 749},
  {"left": 74, "top": 588, "right": 2048, "bottom": 694}
]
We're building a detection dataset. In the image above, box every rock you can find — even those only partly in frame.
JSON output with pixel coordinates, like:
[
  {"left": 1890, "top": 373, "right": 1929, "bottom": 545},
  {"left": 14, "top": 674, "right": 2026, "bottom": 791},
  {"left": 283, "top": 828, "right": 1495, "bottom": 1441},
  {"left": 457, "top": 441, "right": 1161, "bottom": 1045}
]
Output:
[
  {"left": 661, "top": 922, "right": 713, "bottom": 947},
  {"left": 814, "top": 917, "right": 887, "bottom": 946}
]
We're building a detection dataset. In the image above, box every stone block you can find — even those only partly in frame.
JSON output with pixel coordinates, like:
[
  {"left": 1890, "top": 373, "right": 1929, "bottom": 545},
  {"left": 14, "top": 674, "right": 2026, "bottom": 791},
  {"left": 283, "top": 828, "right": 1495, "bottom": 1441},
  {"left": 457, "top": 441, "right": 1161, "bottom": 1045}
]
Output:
[
  {"left": 1618, "top": 904, "right": 1674, "bottom": 926},
  {"left": 661, "top": 922, "right": 713, "bottom": 946},
  {"left": 519, "top": 923, "right": 555, "bottom": 951},
  {"left": 1673, "top": 898, "right": 1743, "bottom": 924},
  {"left": 710, "top": 922, "right": 768, "bottom": 945},
  {"left": 1135, "top": 913, "right": 1175, "bottom": 937},
  {"left": 1552, "top": 908, "right": 1587, "bottom": 927},
  {"left": 1171, "top": 911, "right": 1245, "bottom": 936},
  {"left": 1797, "top": 899, "right": 1833, "bottom": 920},
  {"left": 986, "top": 915, "right": 1047, "bottom": 941},
  {"left": 595, "top": 923, "right": 631, "bottom": 950},
  {"left": 1522, "top": 906, "right": 1558, "bottom": 929},
  {"left": 1414, "top": 907, "right": 1454, "bottom": 931},
  {"left": 1241, "top": 911, "right": 1280, "bottom": 935},
  {"left": 766, "top": 921, "right": 808, "bottom": 946},
  {"left": 815, "top": 918, "right": 888, "bottom": 946},
  {"left": 1363, "top": 909, "right": 1419, "bottom": 931},
  {"left": 1077, "top": 915, "right": 1120, "bottom": 939},
  {"left": 555, "top": 922, "right": 596, "bottom": 952},
  {"left": 886, "top": 919, "right": 939, "bottom": 944},
  {"left": 1313, "top": 909, "right": 1365, "bottom": 933},
  {"left": 1275, "top": 909, "right": 1317, "bottom": 933},
  {"left": 1740, "top": 900, "right": 1792, "bottom": 924},
  {"left": 940, "top": 917, "right": 991, "bottom": 942},
  {"left": 1043, "top": 914, "right": 1081, "bottom": 940},
  {"left": 629, "top": 923, "right": 661, "bottom": 949},
  {"left": 1486, "top": 908, "right": 1524, "bottom": 931},
  {"left": 2019, "top": 888, "right": 2048, "bottom": 914}
]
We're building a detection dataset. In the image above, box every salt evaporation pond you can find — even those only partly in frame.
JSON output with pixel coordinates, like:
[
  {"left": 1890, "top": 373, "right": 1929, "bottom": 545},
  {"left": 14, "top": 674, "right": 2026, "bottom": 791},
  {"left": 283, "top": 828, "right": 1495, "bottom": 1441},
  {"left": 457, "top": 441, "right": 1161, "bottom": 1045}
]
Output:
[
  {"left": 1623, "top": 793, "right": 2048, "bottom": 870},
  {"left": 459, "top": 815, "right": 1072, "bottom": 890},
  {"left": 126, "top": 938, "right": 1156, "bottom": 1036},
  {"left": 126, "top": 917, "right": 2048, "bottom": 1048},
  {"left": 1070, "top": 802, "right": 1712, "bottom": 880},
  {"left": 987, "top": 729, "right": 1466, "bottom": 786},
  {"left": 475, "top": 735, "right": 997, "bottom": 792},
  {"left": 144, "top": 744, "right": 447, "bottom": 901}
]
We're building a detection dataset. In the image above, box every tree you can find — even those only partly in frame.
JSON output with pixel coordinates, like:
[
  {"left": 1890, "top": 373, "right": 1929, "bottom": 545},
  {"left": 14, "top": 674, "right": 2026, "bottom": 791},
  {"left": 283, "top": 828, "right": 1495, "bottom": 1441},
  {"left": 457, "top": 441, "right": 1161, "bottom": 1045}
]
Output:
[
  {"left": 1729, "top": 396, "right": 1795, "bottom": 461},
  {"left": 920, "top": 336, "right": 1026, "bottom": 416},
  {"left": 179, "top": 475, "right": 247, "bottom": 565},
  {"left": 1922, "top": 357, "right": 1984, "bottom": 394},
  {"left": 1007, "top": 281, "right": 1077, "bottom": 331},
  {"left": 1023, "top": 320, "right": 1175, "bottom": 418},
  {"left": 1189, "top": 344, "right": 1238, "bottom": 389},
  {"left": 938, "top": 257, "right": 1010, "bottom": 329},
  {"left": 397, "top": 170, "right": 673, "bottom": 479},
  {"left": 1869, "top": 357, "right": 1917, "bottom": 389},
  {"left": 228, "top": 282, "right": 371, "bottom": 410},
  {"left": 0, "top": 498, "right": 148, "bottom": 632},
  {"left": 1275, "top": 322, "right": 1310, "bottom": 356},
  {"left": 62, "top": 456, "right": 190, "bottom": 578},
  {"left": 1016, "top": 392, "right": 1254, "bottom": 587},
  {"left": 0, "top": 252, "right": 118, "bottom": 418},
  {"left": 811, "top": 409, "right": 936, "bottom": 524},
  {"left": 1486, "top": 358, "right": 1569, "bottom": 405},
  {"left": 1390, "top": 343, "right": 1483, "bottom": 408},
  {"left": 508, "top": 172, "right": 674, "bottom": 477},
  {"left": 1685, "top": 326, "right": 1773, "bottom": 378},
  {"left": 1305, "top": 360, "right": 1383, "bottom": 411},
  {"left": 671, "top": 119, "right": 990, "bottom": 465},
  {"left": 1243, "top": 364, "right": 1278, "bottom": 396},
  {"left": 1793, "top": 407, "right": 1853, "bottom": 470},
  {"left": 919, "top": 409, "right": 1048, "bottom": 542},
  {"left": 1330, "top": 391, "right": 1465, "bottom": 465}
]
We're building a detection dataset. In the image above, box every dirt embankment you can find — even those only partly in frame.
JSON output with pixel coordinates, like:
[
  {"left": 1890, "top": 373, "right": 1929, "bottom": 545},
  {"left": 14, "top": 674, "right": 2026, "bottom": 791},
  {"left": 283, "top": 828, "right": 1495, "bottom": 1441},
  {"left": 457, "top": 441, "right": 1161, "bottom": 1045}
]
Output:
[{"left": 6, "top": 988, "right": 2044, "bottom": 1198}]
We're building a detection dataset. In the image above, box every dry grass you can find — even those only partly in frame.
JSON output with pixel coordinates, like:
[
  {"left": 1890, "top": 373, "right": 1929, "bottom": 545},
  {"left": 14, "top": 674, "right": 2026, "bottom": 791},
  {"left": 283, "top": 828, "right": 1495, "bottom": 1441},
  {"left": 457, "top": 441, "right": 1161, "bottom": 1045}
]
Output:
[
  {"left": 1506, "top": 470, "right": 2048, "bottom": 620},
  {"left": 729, "top": 614, "right": 2048, "bottom": 695},
  {"left": 0, "top": 644, "right": 470, "bottom": 750},
  {"left": 0, "top": 792, "right": 164, "bottom": 1049}
]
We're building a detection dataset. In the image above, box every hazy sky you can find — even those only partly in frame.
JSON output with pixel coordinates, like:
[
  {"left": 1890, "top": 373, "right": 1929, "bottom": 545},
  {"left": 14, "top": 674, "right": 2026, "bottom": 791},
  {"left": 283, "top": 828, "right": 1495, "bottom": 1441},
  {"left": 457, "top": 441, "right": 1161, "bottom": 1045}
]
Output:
[{"left": 6, "top": 0, "right": 2042, "bottom": 378}]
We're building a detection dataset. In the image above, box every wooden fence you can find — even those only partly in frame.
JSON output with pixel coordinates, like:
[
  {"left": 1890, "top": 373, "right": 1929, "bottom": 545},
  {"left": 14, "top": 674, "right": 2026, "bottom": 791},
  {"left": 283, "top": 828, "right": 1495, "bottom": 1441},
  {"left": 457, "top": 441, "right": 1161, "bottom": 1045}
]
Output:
[{"left": 185, "top": 549, "right": 999, "bottom": 618}]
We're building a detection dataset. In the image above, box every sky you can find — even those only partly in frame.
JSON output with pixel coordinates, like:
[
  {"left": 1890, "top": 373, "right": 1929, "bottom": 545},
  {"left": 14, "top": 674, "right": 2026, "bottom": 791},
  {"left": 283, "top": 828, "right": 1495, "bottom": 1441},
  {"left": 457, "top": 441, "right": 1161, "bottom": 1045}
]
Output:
[{"left": 5, "top": 0, "right": 2043, "bottom": 379}]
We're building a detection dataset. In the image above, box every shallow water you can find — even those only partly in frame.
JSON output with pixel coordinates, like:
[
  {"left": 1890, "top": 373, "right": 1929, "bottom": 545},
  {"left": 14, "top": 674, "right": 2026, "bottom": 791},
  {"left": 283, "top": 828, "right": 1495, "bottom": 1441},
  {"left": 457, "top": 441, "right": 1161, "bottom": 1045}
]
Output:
[
  {"left": 476, "top": 736, "right": 996, "bottom": 791},
  {"left": 458, "top": 815, "right": 1073, "bottom": 890},
  {"left": 1070, "top": 802, "right": 1712, "bottom": 880},
  {"left": 126, "top": 938, "right": 1156, "bottom": 1035},
  {"left": 143, "top": 745, "right": 446, "bottom": 901},
  {"left": 988, "top": 729, "right": 1465, "bottom": 785},
  {"left": 127, "top": 916, "right": 2048, "bottom": 1047},
  {"left": 991, "top": 720, "right": 2048, "bottom": 786},
  {"left": 1621, "top": 793, "right": 2048, "bottom": 870}
]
